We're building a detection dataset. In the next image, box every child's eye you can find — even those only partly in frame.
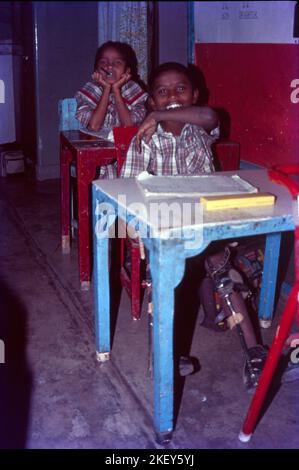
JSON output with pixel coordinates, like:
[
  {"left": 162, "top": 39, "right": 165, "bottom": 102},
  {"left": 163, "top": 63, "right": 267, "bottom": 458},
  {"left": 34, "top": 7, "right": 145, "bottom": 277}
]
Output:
[
  {"left": 157, "top": 88, "right": 167, "bottom": 95},
  {"left": 177, "top": 86, "right": 186, "bottom": 93}
]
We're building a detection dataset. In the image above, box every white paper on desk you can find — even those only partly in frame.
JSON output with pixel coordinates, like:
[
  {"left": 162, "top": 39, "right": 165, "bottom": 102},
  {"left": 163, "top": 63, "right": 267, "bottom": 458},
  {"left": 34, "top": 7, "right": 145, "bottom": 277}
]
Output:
[
  {"left": 79, "top": 127, "right": 114, "bottom": 142},
  {"left": 136, "top": 171, "right": 258, "bottom": 198}
]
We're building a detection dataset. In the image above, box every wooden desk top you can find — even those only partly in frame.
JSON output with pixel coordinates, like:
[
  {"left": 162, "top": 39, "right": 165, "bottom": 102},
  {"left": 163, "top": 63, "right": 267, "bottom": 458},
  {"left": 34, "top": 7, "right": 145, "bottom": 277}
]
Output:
[{"left": 61, "top": 130, "right": 115, "bottom": 150}]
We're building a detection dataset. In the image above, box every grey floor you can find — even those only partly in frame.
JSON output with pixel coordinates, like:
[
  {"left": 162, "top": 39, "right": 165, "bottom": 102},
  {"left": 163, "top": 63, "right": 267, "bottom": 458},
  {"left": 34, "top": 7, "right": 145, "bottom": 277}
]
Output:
[{"left": 0, "top": 173, "right": 298, "bottom": 450}]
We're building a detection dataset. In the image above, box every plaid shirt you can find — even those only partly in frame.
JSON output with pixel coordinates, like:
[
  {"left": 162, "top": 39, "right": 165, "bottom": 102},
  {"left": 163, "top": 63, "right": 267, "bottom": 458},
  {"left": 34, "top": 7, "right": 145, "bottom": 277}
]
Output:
[
  {"left": 121, "top": 123, "right": 219, "bottom": 178},
  {"left": 75, "top": 79, "right": 148, "bottom": 179},
  {"left": 75, "top": 79, "right": 148, "bottom": 129}
]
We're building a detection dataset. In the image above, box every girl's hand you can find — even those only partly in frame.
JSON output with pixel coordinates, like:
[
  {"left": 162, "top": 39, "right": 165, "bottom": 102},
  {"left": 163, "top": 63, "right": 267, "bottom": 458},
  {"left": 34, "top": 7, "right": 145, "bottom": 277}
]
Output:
[
  {"left": 136, "top": 113, "right": 157, "bottom": 152},
  {"left": 112, "top": 71, "right": 131, "bottom": 93},
  {"left": 91, "top": 71, "right": 111, "bottom": 90}
]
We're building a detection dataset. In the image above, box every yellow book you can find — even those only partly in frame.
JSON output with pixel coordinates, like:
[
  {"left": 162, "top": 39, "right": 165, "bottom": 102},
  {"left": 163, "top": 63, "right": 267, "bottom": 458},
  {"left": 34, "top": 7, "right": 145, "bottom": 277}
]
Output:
[{"left": 201, "top": 192, "right": 275, "bottom": 211}]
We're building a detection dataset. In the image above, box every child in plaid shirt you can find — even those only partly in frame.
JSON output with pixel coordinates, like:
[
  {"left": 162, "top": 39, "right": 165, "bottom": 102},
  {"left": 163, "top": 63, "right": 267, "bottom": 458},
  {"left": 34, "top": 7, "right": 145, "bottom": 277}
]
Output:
[
  {"left": 75, "top": 41, "right": 148, "bottom": 178},
  {"left": 121, "top": 62, "right": 218, "bottom": 177},
  {"left": 121, "top": 62, "right": 268, "bottom": 389}
]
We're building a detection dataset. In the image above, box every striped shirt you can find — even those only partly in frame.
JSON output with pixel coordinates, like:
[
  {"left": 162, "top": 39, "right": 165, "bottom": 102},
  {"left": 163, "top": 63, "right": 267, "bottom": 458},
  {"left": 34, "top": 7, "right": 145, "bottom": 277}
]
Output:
[
  {"left": 75, "top": 79, "right": 148, "bottom": 129},
  {"left": 121, "top": 123, "right": 219, "bottom": 178},
  {"left": 75, "top": 79, "right": 148, "bottom": 179}
]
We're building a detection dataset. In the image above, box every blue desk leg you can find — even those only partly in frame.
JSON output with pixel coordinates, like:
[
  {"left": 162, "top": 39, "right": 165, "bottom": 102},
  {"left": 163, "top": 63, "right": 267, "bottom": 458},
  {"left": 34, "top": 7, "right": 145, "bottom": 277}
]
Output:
[
  {"left": 149, "top": 241, "right": 186, "bottom": 444},
  {"left": 258, "top": 232, "right": 281, "bottom": 328},
  {"left": 92, "top": 187, "right": 111, "bottom": 362}
]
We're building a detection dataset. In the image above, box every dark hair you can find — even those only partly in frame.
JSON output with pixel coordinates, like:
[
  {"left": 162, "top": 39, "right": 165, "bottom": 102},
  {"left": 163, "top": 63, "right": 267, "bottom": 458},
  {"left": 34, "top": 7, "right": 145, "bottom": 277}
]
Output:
[
  {"left": 94, "top": 41, "right": 140, "bottom": 82},
  {"left": 148, "top": 62, "right": 198, "bottom": 93},
  {"left": 148, "top": 62, "right": 210, "bottom": 105}
]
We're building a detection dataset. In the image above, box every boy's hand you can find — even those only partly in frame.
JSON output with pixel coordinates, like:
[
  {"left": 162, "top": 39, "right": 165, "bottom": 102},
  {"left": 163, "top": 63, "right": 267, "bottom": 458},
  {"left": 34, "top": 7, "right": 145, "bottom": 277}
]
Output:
[
  {"left": 136, "top": 113, "right": 157, "bottom": 152},
  {"left": 112, "top": 72, "right": 131, "bottom": 93},
  {"left": 91, "top": 71, "right": 111, "bottom": 90}
]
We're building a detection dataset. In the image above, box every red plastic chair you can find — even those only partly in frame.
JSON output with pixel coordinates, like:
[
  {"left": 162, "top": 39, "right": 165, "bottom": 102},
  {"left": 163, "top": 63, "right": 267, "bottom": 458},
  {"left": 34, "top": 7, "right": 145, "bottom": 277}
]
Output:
[
  {"left": 113, "top": 126, "right": 145, "bottom": 321},
  {"left": 239, "top": 164, "right": 299, "bottom": 443},
  {"left": 214, "top": 140, "right": 240, "bottom": 171}
]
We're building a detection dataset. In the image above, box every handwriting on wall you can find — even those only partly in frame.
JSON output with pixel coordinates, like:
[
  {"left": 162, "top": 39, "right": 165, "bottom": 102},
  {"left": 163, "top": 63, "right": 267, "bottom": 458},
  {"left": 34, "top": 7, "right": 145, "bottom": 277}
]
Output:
[{"left": 195, "top": 1, "right": 297, "bottom": 44}]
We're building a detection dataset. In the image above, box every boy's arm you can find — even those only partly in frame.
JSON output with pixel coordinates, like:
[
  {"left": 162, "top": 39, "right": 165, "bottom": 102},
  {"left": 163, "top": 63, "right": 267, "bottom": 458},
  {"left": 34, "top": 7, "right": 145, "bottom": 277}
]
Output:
[{"left": 136, "top": 106, "right": 218, "bottom": 152}]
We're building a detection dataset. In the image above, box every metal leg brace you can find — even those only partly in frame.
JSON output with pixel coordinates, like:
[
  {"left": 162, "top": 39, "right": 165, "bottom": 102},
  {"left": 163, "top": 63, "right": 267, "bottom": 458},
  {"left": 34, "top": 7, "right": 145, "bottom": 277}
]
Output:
[{"left": 206, "top": 247, "right": 257, "bottom": 384}]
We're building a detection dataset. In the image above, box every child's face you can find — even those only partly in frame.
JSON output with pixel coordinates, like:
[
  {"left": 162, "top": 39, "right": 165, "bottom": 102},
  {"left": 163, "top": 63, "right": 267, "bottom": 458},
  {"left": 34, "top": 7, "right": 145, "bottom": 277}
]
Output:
[
  {"left": 96, "top": 47, "right": 129, "bottom": 83},
  {"left": 150, "top": 70, "right": 198, "bottom": 111}
]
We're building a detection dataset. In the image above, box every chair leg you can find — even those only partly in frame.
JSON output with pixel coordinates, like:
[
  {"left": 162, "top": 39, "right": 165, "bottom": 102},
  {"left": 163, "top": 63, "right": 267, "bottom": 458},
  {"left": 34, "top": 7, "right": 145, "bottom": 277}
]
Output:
[
  {"left": 60, "top": 146, "right": 71, "bottom": 254},
  {"left": 239, "top": 283, "right": 298, "bottom": 442},
  {"left": 70, "top": 176, "right": 77, "bottom": 240},
  {"left": 131, "top": 246, "right": 141, "bottom": 320}
]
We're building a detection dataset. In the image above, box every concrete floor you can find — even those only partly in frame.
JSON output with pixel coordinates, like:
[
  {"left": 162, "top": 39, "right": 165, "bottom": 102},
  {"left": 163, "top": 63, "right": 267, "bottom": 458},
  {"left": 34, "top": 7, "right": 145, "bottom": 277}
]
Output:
[{"left": 0, "top": 173, "right": 298, "bottom": 450}]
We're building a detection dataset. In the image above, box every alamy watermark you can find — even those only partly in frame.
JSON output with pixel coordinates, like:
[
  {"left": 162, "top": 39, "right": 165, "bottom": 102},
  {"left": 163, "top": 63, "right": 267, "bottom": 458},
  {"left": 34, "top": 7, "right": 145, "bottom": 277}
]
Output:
[
  {"left": 0, "top": 79, "right": 4, "bottom": 104},
  {"left": 290, "top": 338, "right": 299, "bottom": 365},
  {"left": 0, "top": 339, "right": 5, "bottom": 364},
  {"left": 94, "top": 195, "right": 204, "bottom": 250},
  {"left": 290, "top": 78, "right": 299, "bottom": 104},
  {"left": 1, "top": 76, "right": 298, "bottom": 105}
]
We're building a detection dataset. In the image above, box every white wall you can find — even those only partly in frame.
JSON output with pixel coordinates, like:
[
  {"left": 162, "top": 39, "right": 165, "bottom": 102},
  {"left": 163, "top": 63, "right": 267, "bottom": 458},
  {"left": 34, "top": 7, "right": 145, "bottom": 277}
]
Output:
[
  {"left": 0, "top": 51, "right": 16, "bottom": 143},
  {"left": 194, "top": 1, "right": 297, "bottom": 44}
]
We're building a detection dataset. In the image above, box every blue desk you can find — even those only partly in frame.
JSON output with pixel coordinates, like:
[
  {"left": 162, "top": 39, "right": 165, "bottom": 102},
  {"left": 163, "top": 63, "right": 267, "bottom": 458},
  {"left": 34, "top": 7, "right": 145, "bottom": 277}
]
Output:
[{"left": 92, "top": 169, "right": 294, "bottom": 442}]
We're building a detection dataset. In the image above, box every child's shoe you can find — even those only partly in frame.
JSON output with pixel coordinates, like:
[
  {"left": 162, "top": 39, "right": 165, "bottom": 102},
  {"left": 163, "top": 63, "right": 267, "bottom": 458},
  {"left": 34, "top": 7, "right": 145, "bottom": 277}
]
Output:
[{"left": 243, "top": 345, "right": 268, "bottom": 393}]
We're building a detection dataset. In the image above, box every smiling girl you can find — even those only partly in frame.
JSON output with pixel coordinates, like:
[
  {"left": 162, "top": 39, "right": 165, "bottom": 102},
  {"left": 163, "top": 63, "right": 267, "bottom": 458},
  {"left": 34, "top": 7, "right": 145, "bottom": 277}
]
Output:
[{"left": 75, "top": 41, "right": 148, "bottom": 178}]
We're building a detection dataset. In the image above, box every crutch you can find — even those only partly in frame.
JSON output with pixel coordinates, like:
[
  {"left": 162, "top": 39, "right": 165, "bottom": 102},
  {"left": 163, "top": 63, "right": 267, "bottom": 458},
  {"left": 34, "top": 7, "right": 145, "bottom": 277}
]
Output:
[{"left": 239, "top": 165, "right": 299, "bottom": 442}]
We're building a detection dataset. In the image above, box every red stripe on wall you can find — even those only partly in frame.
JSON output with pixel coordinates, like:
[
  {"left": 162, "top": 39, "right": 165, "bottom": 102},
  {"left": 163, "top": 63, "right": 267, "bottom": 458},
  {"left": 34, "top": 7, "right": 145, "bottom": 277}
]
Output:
[{"left": 195, "top": 43, "right": 299, "bottom": 167}]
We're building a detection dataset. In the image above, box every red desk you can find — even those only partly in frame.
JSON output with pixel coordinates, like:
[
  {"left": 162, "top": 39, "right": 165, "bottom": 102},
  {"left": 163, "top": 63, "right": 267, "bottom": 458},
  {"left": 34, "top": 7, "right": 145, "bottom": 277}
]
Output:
[{"left": 60, "top": 130, "right": 116, "bottom": 289}]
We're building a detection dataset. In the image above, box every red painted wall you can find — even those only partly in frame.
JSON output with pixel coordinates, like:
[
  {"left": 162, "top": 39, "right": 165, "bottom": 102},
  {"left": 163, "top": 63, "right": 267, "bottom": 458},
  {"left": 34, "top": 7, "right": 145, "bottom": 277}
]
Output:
[{"left": 195, "top": 43, "right": 299, "bottom": 167}]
